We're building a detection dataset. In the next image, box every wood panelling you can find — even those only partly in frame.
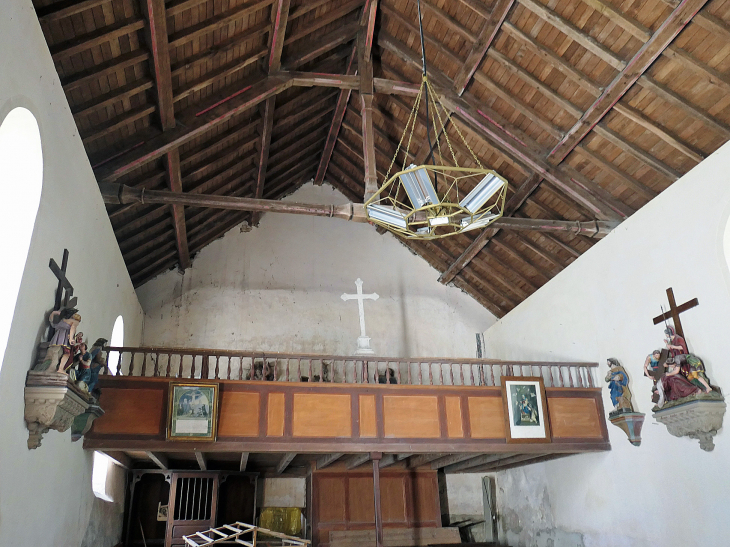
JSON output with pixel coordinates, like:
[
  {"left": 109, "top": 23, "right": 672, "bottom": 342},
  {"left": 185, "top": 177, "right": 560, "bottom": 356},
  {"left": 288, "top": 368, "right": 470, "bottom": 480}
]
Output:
[
  {"left": 88, "top": 378, "right": 609, "bottom": 453},
  {"left": 383, "top": 396, "right": 440, "bottom": 439},
  {"left": 468, "top": 396, "right": 506, "bottom": 439},
  {"left": 359, "top": 394, "right": 377, "bottom": 438},
  {"left": 266, "top": 392, "right": 286, "bottom": 437},
  {"left": 549, "top": 397, "right": 603, "bottom": 439},
  {"left": 218, "top": 391, "right": 260, "bottom": 437},
  {"left": 348, "top": 477, "right": 375, "bottom": 523},
  {"left": 317, "top": 476, "right": 347, "bottom": 524},
  {"left": 293, "top": 393, "right": 351, "bottom": 437},
  {"left": 444, "top": 396, "right": 464, "bottom": 438},
  {"left": 95, "top": 388, "right": 164, "bottom": 435},
  {"left": 313, "top": 470, "right": 440, "bottom": 547}
]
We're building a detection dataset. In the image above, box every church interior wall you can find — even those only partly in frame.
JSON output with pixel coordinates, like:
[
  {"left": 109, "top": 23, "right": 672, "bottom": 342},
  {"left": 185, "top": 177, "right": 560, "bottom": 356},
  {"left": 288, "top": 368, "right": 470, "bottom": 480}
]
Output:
[
  {"left": 481, "top": 141, "right": 730, "bottom": 546},
  {"left": 136, "top": 183, "right": 496, "bottom": 359},
  {"left": 0, "top": 2, "right": 144, "bottom": 546}
]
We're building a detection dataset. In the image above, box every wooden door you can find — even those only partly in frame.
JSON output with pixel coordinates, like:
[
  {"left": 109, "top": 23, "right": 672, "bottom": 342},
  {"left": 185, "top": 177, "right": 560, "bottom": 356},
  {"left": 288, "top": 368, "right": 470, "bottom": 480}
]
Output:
[
  {"left": 166, "top": 473, "right": 219, "bottom": 547},
  {"left": 312, "top": 470, "right": 440, "bottom": 547}
]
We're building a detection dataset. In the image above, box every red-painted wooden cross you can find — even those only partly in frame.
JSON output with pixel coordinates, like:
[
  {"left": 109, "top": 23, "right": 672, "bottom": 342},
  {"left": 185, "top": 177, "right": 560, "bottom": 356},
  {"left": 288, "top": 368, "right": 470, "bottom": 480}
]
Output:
[{"left": 652, "top": 287, "right": 698, "bottom": 339}]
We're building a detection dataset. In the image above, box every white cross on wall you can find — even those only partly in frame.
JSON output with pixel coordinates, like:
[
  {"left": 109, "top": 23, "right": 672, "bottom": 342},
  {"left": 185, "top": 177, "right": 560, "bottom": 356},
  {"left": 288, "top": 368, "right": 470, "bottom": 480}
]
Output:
[{"left": 341, "top": 278, "right": 379, "bottom": 355}]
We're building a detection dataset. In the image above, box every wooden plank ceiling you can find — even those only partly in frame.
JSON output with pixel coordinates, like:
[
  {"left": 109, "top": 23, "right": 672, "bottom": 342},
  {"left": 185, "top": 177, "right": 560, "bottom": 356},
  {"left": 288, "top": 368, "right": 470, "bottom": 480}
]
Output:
[{"left": 33, "top": 0, "right": 730, "bottom": 317}]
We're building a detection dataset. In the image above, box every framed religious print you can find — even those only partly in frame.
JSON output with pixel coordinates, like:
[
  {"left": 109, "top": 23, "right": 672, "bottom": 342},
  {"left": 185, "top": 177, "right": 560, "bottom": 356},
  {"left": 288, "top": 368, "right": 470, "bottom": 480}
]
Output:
[
  {"left": 501, "top": 376, "right": 551, "bottom": 443},
  {"left": 167, "top": 382, "right": 219, "bottom": 441}
]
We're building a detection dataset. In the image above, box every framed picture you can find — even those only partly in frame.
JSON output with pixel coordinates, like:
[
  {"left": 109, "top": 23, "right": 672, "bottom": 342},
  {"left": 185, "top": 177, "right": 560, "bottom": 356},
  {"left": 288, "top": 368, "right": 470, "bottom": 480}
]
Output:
[
  {"left": 501, "top": 376, "right": 551, "bottom": 443},
  {"left": 167, "top": 382, "right": 219, "bottom": 441}
]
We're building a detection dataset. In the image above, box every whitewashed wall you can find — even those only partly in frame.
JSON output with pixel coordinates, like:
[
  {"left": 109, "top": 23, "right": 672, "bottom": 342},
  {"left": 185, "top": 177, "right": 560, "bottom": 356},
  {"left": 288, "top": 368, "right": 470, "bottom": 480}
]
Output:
[
  {"left": 482, "top": 142, "right": 730, "bottom": 546},
  {"left": 0, "top": 2, "right": 143, "bottom": 546},
  {"left": 137, "top": 183, "right": 495, "bottom": 358}
]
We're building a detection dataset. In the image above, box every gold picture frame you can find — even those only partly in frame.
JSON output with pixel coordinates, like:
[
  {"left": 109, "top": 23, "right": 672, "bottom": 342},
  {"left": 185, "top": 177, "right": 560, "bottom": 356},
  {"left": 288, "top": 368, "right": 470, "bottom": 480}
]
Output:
[
  {"left": 167, "top": 382, "right": 219, "bottom": 441},
  {"left": 501, "top": 376, "right": 551, "bottom": 444}
]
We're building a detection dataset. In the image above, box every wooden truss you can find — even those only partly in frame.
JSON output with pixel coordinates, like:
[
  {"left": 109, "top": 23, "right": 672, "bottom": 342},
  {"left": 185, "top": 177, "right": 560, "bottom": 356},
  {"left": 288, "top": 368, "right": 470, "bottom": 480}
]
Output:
[{"left": 183, "top": 522, "right": 310, "bottom": 547}]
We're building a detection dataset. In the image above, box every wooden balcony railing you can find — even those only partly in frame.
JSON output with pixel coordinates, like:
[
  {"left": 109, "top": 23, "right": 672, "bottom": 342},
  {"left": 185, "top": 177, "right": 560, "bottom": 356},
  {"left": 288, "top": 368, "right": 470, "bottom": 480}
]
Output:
[{"left": 104, "top": 346, "right": 597, "bottom": 388}]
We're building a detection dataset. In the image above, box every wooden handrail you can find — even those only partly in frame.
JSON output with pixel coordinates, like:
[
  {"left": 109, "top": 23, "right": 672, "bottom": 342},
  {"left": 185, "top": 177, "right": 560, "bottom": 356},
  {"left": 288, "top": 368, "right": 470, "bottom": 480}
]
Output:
[{"left": 103, "top": 346, "right": 598, "bottom": 388}]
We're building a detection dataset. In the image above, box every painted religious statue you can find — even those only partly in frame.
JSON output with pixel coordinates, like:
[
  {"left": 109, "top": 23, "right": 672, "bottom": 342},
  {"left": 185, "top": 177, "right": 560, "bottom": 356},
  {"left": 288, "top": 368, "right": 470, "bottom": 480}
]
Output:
[
  {"left": 605, "top": 358, "right": 634, "bottom": 413},
  {"left": 604, "top": 358, "right": 644, "bottom": 446},
  {"left": 645, "top": 322, "right": 725, "bottom": 451}
]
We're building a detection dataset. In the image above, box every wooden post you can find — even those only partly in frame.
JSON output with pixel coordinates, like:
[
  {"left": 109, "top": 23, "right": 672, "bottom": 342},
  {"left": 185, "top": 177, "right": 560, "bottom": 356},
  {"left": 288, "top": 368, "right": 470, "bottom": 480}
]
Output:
[
  {"left": 358, "top": 3, "right": 378, "bottom": 201},
  {"left": 371, "top": 452, "right": 384, "bottom": 547}
]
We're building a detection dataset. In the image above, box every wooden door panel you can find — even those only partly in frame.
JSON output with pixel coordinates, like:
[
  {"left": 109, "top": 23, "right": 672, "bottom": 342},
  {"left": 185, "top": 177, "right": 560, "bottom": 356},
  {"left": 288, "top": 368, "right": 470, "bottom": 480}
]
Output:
[
  {"left": 348, "top": 477, "right": 375, "bottom": 524},
  {"left": 317, "top": 476, "right": 347, "bottom": 524},
  {"left": 380, "top": 477, "right": 407, "bottom": 524}
]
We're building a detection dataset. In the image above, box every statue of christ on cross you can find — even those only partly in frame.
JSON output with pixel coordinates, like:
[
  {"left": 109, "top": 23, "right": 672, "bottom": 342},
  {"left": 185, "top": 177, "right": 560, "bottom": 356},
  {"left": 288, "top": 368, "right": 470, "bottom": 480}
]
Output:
[{"left": 341, "top": 278, "right": 379, "bottom": 355}]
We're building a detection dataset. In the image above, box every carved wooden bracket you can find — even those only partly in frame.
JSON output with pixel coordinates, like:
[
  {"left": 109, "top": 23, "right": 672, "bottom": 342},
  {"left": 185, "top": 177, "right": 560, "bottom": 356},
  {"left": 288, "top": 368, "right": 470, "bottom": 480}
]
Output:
[
  {"left": 608, "top": 411, "right": 645, "bottom": 447},
  {"left": 653, "top": 397, "right": 726, "bottom": 451},
  {"left": 24, "top": 371, "right": 91, "bottom": 449}
]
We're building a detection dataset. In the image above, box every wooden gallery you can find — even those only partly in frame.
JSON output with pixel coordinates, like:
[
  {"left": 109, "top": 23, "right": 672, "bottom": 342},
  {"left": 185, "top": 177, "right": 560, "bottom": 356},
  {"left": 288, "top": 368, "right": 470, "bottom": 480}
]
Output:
[{"left": 2, "top": 0, "right": 729, "bottom": 547}]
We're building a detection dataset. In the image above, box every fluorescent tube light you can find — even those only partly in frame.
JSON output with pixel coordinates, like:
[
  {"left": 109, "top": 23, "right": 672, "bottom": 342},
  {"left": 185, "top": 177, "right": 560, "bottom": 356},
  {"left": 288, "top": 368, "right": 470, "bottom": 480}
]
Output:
[
  {"left": 367, "top": 204, "right": 407, "bottom": 229},
  {"left": 400, "top": 164, "right": 439, "bottom": 208},
  {"left": 461, "top": 214, "right": 497, "bottom": 232},
  {"left": 428, "top": 216, "right": 450, "bottom": 226},
  {"left": 459, "top": 173, "right": 504, "bottom": 213}
]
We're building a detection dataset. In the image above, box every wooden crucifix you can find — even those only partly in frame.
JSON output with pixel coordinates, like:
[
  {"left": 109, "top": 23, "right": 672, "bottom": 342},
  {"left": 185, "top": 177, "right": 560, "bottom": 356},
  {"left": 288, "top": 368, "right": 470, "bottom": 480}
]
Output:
[
  {"left": 50, "top": 249, "right": 77, "bottom": 310},
  {"left": 652, "top": 287, "right": 698, "bottom": 339},
  {"left": 48, "top": 249, "right": 77, "bottom": 339}
]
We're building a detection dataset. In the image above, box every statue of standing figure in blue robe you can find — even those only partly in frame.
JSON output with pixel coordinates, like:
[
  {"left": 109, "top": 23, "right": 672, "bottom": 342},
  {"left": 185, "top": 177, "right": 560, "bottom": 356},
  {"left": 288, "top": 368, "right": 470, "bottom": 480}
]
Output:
[{"left": 605, "top": 358, "right": 634, "bottom": 414}]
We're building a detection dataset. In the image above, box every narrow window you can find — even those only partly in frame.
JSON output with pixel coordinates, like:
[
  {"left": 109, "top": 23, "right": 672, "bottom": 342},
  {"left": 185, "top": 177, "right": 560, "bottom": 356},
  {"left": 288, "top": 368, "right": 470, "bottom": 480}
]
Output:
[
  {"left": 0, "top": 107, "right": 43, "bottom": 370},
  {"left": 108, "top": 315, "right": 124, "bottom": 375},
  {"left": 92, "top": 451, "right": 115, "bottom": 502}
]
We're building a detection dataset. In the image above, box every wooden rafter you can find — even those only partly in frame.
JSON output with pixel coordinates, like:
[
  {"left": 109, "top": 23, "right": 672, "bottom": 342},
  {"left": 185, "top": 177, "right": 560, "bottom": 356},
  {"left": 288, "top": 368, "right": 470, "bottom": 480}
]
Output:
[
  {"left": 252, "top": 0, "right": 291, "bottom": 226},
  {"left": 452, "top": 0, "right": 515, "bottom": 95},
  {"left": 142, "top": 0, "right": 190, "bottom": 270},
  {"left": 548, "top": 0, "right": 711, "bottom": 164},
  {"left": 359, "top": 0, "right": 379, "bottom": 200},
  {"left": 315, "top": 48, "right": 358, "bottom": 185},
  {"left": 439, "top": 173, "right": 542, "bottom": 284}
]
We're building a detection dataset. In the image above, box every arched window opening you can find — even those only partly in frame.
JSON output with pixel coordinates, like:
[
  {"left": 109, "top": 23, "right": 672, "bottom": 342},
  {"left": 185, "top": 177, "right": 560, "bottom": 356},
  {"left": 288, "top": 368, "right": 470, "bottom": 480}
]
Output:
[
  {"left": 108, "top": 315, "right": 124, "bottom": 375},
  {"left": 92, "top": 451, "right": 116, "bottom": 502},
  {"left": 0, "top": 107, "right": 43, "bottom": 371}
]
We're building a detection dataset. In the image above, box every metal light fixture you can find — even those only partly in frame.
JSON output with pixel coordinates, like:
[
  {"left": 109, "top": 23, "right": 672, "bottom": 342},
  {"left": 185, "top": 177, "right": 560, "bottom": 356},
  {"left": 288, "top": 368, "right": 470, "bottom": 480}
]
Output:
[
  {"left": 362, "top": 0, "right": 508, "bottom": 240},
  {"left": 401, "top": 164, "right": 439, "bottom": 207},
  {"left": 460, "top": 173, "right": 505, "bottom": 213},
  {"left": 366, "top": 203, "right": 408, "bottom": 229}
]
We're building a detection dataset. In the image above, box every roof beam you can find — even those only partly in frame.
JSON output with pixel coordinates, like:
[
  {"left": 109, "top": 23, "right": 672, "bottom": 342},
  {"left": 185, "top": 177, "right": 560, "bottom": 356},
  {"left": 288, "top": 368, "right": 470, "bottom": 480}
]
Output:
[
  {"left": 283, "top": 22, "right": 358, "bottom": 69},
  {"left": 346, "top": 453, "right": 372, "bottom": 469},
  {"left": 548, "top": 0, "right": 711, "bottom": 164},
  {"left": 95, "top": 74, "right": 291, "bottom": 183},
  {"left": 276, "top": 452, "right": 297, "bottom": 474},
  {"left": 378, "top": 32, "right": 631, "bottom": 220},
  {"left": 145, "top": 451, "right": 169, "bottom": 470},
  {"left": 252, "top": 0, "right": 291, "bottom": 226},
  {"left": 359, "top": 0, "right": 379, "bottom": 200},
  {"left": 316, "top": 453, "right": 344, "bottom": 470},
  {"left": 315, "top": 48, "right": 358, "bottom": 185},
  {"left": 142, "top": 0, "right": 190, "bottom": 270},
  {"left": 453, "top": 0, "right": 515, "bottom": 95},
  {"left": 50, "top": 17, "right": 145, "bottom": 63},
  {"left": 439, "top": 173, "right": 542, "bottom": 284},
  {"left": 195, "top": 450, "right": 207, "bottom": 471},
  {"left": 168, "top": 0, "right": 276, "bottom": 48}
]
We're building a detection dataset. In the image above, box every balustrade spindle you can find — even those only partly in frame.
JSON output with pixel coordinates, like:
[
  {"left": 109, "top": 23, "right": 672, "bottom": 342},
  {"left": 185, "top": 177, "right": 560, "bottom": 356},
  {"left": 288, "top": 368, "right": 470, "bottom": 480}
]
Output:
[
  {"left": 163, "top": 353, "right": 170, "bottom": 377},
  {"left": 469, "top": 364, "right": 475, "bottom": 386},
  {"left": 286, "top": 359, "right": 290, "bottom": 382},
  {"left": 308, "top": 359, "right": 312, "bottom": 382},
  {"left": 213, "top": 356, "right": 219, "bottom": 379},
  {"left": 396, "top": 362, "right": 401, "bottom": 384},
  {"left": 139, "top": 352, "right": 146, "bottom": 376},
  {"left": 226, "top": 357, "right": 231, "bottom": 380}
]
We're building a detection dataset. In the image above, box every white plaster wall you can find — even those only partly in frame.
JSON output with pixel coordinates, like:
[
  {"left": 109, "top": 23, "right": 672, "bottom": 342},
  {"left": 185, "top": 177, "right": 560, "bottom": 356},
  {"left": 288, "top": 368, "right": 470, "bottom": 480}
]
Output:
[
  {"left": 137, "top": 183, "right": 495, "bottom": 357},
  {"left": 482, "top": 141, "right": 730, "bottom": 547},
  {"left": 0, "top": 2, "right": 143, "bottom": 546},
  {"left": 262, "top": 478, "right": 306, "bottom": 508}
]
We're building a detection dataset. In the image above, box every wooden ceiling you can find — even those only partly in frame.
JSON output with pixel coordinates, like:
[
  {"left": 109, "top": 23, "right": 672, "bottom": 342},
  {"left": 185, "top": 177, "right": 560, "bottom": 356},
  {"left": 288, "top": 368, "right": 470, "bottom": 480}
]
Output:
[{"left": 33, "top": 0, "right": 730, "bottom": 317}]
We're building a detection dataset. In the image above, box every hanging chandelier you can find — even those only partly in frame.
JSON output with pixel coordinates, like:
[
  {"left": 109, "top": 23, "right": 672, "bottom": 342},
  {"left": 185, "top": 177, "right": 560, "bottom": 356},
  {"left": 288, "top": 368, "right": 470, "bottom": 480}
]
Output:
[{"left": 364, "top": 0, "right": 508, "bottom": 240}]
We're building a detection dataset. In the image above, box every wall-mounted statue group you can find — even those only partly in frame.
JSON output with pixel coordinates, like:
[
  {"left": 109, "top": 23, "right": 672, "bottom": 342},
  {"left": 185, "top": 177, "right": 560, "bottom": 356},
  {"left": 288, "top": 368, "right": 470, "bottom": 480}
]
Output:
[
  {"left": 643, "top": 325, "right": 718, "bottom": 409},
  {"left": 24, "top": 250, "right": 109, "bottom": 448},
  {"left": 34, "top": 307, "right": 109, "bottom": 396}
]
